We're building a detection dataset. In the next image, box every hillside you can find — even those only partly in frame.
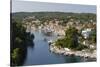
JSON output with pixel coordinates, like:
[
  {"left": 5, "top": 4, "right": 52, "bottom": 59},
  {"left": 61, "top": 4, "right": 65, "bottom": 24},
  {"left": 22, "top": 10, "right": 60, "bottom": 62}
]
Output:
[{"left": 11, "top": 12, "right": 96, "bottom": 23}]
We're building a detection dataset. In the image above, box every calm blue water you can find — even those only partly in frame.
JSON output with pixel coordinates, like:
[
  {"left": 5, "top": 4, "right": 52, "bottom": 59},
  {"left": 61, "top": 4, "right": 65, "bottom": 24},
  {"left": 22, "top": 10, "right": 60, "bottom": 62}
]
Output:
[{"left": 23, "top": 31, "right": 83, "bottom": 66}]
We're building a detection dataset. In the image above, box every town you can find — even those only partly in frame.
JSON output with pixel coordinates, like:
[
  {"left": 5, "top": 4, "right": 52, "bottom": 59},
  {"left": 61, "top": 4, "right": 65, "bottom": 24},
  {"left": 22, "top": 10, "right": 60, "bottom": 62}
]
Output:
[{"left": 21, "top": 13, "right": 96, "bottom": 61}]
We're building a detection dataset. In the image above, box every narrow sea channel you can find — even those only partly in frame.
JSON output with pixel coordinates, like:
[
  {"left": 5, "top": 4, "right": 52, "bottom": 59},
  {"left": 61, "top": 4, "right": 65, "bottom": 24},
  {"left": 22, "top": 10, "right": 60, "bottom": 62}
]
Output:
[{"left": 23, "top": 31, "right": 83, "bottom": 66}]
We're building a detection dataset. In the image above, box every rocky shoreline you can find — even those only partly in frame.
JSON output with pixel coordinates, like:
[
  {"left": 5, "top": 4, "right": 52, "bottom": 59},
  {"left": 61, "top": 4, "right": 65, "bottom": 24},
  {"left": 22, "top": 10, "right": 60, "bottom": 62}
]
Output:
[{"left": 49, "top": 43, "right": 96, "bottom": 61}]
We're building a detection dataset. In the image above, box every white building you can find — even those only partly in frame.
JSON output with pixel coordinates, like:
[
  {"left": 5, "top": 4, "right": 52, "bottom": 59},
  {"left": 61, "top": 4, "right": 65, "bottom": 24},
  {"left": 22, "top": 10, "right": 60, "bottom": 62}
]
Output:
[{"left": 81, "top": 28, "right": 92, "bottom": 39}]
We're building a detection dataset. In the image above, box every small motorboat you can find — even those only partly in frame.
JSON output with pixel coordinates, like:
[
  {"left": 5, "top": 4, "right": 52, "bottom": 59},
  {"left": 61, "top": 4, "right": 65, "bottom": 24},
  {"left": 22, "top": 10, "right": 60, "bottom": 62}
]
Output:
[{"left": 48, "top": 40, "right": 53, "bottom": 45}]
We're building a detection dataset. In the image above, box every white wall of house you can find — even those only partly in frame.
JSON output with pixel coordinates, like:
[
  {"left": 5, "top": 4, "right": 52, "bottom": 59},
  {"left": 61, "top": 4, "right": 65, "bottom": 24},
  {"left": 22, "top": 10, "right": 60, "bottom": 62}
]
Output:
[{"left": 81, "top": 28, "right": 92, "bottom": 39}]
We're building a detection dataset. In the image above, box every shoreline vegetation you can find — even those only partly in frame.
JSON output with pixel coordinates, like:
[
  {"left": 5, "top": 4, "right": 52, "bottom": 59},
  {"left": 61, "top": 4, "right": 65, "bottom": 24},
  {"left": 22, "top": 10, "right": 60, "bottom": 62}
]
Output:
[
  {"left": 11, "top": 12, "right": 96, "bottom": 66},
  {"left": 48, "top": 27, "right": 96, "bottom": 61},
  {"left": 49, "top": 41, "right": 96, "bottom": 61},
  {"left": 11, "top": 18, "right": 34, "bottom": 66}
]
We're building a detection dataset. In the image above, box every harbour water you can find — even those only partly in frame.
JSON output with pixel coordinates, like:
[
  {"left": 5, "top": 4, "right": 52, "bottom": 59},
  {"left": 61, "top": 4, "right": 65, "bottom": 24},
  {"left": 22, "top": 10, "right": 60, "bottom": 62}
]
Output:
[{"left": 23, "top": 31, "right": 86, "bottom": 66}]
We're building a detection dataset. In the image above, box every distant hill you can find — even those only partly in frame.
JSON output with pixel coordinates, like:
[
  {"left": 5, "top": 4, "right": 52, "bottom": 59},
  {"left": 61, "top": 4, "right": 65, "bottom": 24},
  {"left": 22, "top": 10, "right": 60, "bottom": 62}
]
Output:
[{"left": 11, "top": 12, "right": 96, "bottom": 23}]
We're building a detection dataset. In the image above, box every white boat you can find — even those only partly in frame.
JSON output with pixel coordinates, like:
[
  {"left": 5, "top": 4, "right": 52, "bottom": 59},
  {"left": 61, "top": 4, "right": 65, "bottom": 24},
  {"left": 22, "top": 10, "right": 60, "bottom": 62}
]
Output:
[{"left": 48, "top": 40, "right": 53, "bottom": 45}]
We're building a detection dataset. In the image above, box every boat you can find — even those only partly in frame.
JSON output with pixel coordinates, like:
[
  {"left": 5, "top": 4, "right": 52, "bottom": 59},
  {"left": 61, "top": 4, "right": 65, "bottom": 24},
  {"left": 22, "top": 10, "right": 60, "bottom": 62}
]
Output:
[{"left": 48, "top": 40, "right": 53, "bottom": 45}]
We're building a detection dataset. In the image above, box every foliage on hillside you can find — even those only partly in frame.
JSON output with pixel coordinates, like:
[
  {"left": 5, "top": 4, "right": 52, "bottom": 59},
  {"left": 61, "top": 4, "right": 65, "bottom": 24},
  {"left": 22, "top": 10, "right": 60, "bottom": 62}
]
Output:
[
  {"left": 55, "top": 27, "right": 88, "bottom": 50},
  {"left": 11, "top": 18, "right": 34, "bottom": 66},
  {"left": 12, "top": 12, "right": 96, "bottom": 23}
]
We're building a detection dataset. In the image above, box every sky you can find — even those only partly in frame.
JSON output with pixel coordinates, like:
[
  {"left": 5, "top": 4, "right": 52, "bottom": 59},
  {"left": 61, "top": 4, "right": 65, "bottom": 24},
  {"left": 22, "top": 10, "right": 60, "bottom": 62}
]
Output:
[{"left": 12, "top": 0, "right": 96, "bottom": 13}]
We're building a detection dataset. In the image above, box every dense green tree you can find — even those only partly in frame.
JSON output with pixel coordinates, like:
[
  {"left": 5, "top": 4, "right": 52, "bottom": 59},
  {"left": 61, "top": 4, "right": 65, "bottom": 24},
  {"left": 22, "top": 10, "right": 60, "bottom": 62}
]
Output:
[
  {"left": 65, "top": 27, "right": 79, "bottom": 49},
  {"left": 55, "top": 27, "right": 79, "bottom": 49},
  {"left": 11, "top": 19, "right": 34, "bottom": 66},
  {"left": 55, "top": 27, "right": 88, "bottom": 50},
  {"left": 11, "top": 48, "right": 21, "bottom": 65},
  {"left": 90, "top": 29, "right": 96, "bottom": 43}
]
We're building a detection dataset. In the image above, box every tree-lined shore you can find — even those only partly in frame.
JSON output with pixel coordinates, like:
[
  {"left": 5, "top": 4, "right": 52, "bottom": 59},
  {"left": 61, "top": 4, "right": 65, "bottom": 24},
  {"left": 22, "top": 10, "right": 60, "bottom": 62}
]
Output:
[{"left": 11, "top": 16, "right": 34, "bottom": 66}]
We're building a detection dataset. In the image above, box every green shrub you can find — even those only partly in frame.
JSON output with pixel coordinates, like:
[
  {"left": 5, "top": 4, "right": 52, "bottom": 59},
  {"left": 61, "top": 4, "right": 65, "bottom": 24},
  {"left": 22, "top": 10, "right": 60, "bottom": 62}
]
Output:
[{"left": 76, "top": 44, "right": 88, "bottom": 50}]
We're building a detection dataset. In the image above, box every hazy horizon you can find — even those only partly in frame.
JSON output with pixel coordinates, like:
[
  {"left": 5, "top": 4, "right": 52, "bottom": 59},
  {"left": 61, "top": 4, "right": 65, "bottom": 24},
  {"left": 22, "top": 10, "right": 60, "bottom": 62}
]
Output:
[{"left": 12, "top": 0, "right": 96, "bottom": 14}]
